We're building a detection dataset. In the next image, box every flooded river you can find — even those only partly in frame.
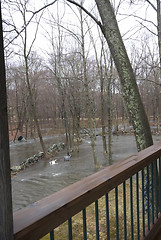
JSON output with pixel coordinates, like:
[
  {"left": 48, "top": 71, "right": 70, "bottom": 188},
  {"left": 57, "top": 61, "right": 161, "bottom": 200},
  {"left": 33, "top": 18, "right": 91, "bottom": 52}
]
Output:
[{"left": 11, "top": 134, "right": 161, "bottom": 212}]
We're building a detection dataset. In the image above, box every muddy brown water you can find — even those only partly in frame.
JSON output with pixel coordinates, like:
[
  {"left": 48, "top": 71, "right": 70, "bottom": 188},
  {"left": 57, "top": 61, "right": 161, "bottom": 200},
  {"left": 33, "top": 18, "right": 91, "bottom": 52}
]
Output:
[{"left": 11, "top": 134, "right": 161, "bottom": 212}]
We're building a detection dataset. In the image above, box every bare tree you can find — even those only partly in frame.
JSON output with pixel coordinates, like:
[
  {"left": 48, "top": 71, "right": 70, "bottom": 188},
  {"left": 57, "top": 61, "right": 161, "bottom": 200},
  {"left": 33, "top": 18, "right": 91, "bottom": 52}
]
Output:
[
  {"left": 46, "top": 5, "right": 72, "bottom": 156},
  {"left": 87, "top": 24, "right": 108, "bottom": 155},
  {"left": 79, "top": 1, "right": 98, "bottom": 166},
  {"left": 11, "top": 0, "right": 47, "bottom": 156},
  {"left": 95, "top": 0, "right": 153, "bottom": 151}
]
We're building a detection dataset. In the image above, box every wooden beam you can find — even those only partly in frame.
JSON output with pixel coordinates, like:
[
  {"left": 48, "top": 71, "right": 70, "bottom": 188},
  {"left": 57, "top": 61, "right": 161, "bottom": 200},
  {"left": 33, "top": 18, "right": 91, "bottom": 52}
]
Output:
[{"left": 0, "top": 3, "right": 13, "bottom": 239}]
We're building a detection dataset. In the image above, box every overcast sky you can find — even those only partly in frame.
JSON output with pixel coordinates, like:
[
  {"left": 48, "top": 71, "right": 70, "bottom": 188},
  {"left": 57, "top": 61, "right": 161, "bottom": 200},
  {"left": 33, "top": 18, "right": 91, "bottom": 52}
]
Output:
[{"left": 2, "top": 0, "right": 158, "bottom": 63}]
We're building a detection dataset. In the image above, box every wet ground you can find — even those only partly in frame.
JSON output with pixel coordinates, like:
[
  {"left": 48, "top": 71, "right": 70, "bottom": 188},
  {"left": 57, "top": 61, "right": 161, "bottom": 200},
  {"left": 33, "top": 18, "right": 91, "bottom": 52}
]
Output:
[{"left": 11, "top": 134, "right": 161, "bottom": 212}]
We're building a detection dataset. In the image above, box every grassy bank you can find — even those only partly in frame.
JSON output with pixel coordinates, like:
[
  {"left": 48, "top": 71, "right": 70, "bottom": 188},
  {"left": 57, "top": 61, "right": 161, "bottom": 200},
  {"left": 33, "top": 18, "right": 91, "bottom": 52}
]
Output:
[{"left": 41, "top": 179, "right": 148, "bottom": 239}]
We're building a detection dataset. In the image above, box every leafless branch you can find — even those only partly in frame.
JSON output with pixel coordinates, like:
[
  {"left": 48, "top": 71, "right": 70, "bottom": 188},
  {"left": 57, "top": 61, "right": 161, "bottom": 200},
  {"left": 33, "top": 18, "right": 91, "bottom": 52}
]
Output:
[
  {"left": 145, "top": 0, "right": 157, "bottom": 11},
  {"left": 119, "top": 12, "right": 157, "bottom": 28},
  {"left": 136, "top": 20, "right": 157, "bottom": 36},
  {"left": 4, "top": 0, "right": 58, "bottom": 48},
  {"left": 137, "top": 78, "right": 161, "bottom": 86},
  {"left": 27, "top": 11, "right": 44, "bottom": 58},
  {"left": 66, "top": 0, "right": 103, "bottom": 29}
]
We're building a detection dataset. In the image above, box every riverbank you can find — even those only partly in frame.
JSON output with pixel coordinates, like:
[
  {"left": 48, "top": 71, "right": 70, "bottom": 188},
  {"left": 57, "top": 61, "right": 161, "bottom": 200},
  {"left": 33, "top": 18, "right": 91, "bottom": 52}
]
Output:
[
  {"left": 11, "top": 142, "right": 65, "bottom": 176},
  {"left": 10, "top": 127, "right": 161, "bottom": 177}
]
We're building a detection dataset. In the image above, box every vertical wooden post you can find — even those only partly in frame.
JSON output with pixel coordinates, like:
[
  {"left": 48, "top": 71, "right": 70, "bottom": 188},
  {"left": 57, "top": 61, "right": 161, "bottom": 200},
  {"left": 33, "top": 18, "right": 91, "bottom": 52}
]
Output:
[{"left": 0, "top": 2, "right": 13, "bottom": 240}]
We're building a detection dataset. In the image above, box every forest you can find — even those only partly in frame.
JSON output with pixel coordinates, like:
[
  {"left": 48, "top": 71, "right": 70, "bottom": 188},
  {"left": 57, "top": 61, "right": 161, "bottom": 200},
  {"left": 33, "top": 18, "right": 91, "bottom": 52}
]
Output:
[{"left": 2, "top": 0, "right": 160, "bottom": 160}]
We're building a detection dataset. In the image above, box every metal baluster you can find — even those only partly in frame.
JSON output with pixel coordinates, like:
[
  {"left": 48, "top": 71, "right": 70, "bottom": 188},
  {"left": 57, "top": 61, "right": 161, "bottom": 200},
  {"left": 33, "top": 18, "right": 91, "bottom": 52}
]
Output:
[
  {"left": 147, "top": 165, "right": 150, "bottom": 230},
  {"left": 82, "top": 209, "right": 87, "bottom": 240},
  {"left": 95, "top": 200, "right": 99, "bottom": 240},
  {"left": 68, "top": 218, "right": 72, "bottom": 240},
  {"left": 159, "top": 157, "right": 161, "bottom": 213},
  {"left": 136, "top": 172, "right": 140, "bottom": 240},
  {"left": 142, "top": 170, "right": 145, "bottom": 237},
  {"left": 151, "top": 162, "right": 154, "bottom": 224},
  {"left": 115, "top": 186, "right": 119, "bottom": 240},
  {"left": 130, "top": 177, "right": 134, "bottom": 240},
  {"left": 50, "top": 230, "right": 54, "bottom": 240},
  {"left": 105, "top": 193, "right": 110, "bottom": 240},
  {"left": 123, "top": 181, "right": 127, "bottom": 240},
  {"left": 155, "top": 160, "right": 158, "bottom": 219}
]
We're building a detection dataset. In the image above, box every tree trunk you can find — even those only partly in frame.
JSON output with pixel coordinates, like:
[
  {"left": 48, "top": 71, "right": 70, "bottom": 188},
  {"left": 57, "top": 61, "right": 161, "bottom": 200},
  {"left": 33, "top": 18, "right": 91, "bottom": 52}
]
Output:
[
  {"left": 80, "top": 5, "right": 98, "bottom": 166},
  {"left": 63, "top": 106, "right": 70, "bottom": 155},
  {"left": 107, "top": 56, "right": 113, "bottom": 163},
  {"left": 95, "top": 0, "right": 153, "bottom": 151},
  {"left": 89, "top": 28, "right": 108, "bottom": 155},
  {"left": 21, "top": 1, "right": 47, "bottom": 157},
  {"left": 156, "top": 0, "right": 161, "bottom": 131},
  {"left": 25, "top": 57, "right": 47, "bottom": 157},
  {"left": 157, "top": 0, "right": 161, "bottom": 79},
  {"left": 100, "top": 72, "right": 108, "bottom": 155}
]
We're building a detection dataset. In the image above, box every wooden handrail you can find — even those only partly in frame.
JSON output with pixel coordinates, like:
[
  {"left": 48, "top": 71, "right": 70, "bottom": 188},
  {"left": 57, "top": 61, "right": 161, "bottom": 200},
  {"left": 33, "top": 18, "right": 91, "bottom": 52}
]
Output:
[{"left": 13, "top": 141, "right": 161, "bottom": 240}]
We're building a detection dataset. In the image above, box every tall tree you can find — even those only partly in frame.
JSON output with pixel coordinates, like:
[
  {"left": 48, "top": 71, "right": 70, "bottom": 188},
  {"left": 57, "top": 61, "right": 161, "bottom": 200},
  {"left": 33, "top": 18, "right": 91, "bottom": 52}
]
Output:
[
  {"left": 157, "top": 0, "right": 161, "bottom": 78},
  {"left": 142, "top": 0, "right": 161, "bottom": 79},
  {"left": 46, "top": 4, "right": 72, "bottom": 156},
  {"left": 88, "top": 26, "right": 108, "bottom": 155},
  {"left": 95, "top": 0, "right": 153, "bottom": 151},
  {"left": 128, "top": 0, "right": 161, "bottom": 133},
  {"left": 16, "top": 0, "right": 47, "bottom": 156},
  {"left": 79, "top": 1, "right": 98, "bottom": 166}
]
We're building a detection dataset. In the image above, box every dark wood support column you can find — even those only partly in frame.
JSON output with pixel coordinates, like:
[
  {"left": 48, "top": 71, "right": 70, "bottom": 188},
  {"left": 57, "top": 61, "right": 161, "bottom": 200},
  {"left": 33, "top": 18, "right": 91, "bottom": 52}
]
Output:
[{"left": 0, "top": 2, "right": 13, "bottom": 239}]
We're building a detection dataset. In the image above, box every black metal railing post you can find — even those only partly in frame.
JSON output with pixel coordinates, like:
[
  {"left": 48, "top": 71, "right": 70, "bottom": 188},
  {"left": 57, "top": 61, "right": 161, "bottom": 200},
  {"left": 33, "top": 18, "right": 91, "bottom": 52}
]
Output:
[
  {"left": 95, "top": 200, "right": 99, "bottom": 240},
  {"left": 106, "top": 193, "right": 110, "bottom": 240},
  {"left": 115, "top": 186, "right": 119, "bottom": 240},
  {"left": 68, "top": 218, "right": 72, "bottom": 240},
  {"left": 82, "top": 209, "right": 87, "bottom": 240},
  {"left": 50, "top": 230, "right": 54, "bottom": 240},
  {"left": 136, "top": 172, "right": 140, "bottom": 240},
  {"left": 123, "top": 181, "right": 127, "bottom": 240}
]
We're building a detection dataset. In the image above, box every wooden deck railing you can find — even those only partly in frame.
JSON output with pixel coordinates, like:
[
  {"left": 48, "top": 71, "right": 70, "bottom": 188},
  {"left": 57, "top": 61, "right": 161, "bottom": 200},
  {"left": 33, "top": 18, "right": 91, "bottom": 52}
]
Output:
[{"left": 13, "top": 141, "right": 161, "bottom": 240}]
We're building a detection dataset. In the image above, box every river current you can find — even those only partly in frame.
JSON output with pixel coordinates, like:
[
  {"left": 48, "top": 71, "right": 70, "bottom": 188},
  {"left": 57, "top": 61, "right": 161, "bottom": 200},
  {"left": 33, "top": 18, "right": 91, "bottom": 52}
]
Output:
[{"left": 11, "top": 134, "right": 161, "bottom": 212}]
